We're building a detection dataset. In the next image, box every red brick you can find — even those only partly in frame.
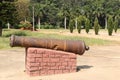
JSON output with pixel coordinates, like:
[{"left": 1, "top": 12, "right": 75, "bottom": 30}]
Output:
[
  {"left": 27, "top": 62, "right": 39, "bottom": 67},
  {"left": 54, "top": 54, "right": 62, "bottom": 58},
  {"left": 59, "top": 66, "right": 66, "bottom": 69},
  {"left": 50, "top": 66, "right": 59, "bottom": 70},
  {"left": 40, "top": 69, "right": 48, "bottom": 75},
  {"left": 71, "top": 66, "right": 77, "bottom": 70},
  {"left": 70, "top": 69, "right": 76, "bottom": 72},
  {"left": 35, "top": 53, "right": 42, "bottom": 58},
  {"left": 47, "top": 70, "right": 55, "bottom": 75},
  {"left": 29, "top": 71, "right": 40, "bottom": 76},
  {"left": 50, "top": 58, "right": 59, "bottom": 62},
  {"left": 69, "top": 54, "right": 76, "bottom": 59},
  {"left": 37, "top": 50, "right": 45, "bottom": 54},
  {"left": 70, "top": 59, "right": 76, "bottom": 62},
  {"left": 43, "top": 53, "right": 49, "bottom": 58},
  {"left": 55, "top": 70, "right": 62, "bottom": 74},
  {"left": 43, "top": 58, "right": 50, "bottom": 62},
  {"left": 59, "top": 58, "right": 66, "bottom": 62},
  {"left": 40, "top": 63, "right": 48, "bottom": 66},
  {"left": 28, "top": 48, "right": 37, "bottom": 54},
  {"left": 36, "top": 58, "right": 42, "bottom": 62},
  {"left": 43, "top": 66, "right": 50, "bottom": 70},
  {"left": 28, "top": 66, "right": 39, "bottom": 71},
  {"left": 39, "top": 67, "right": 43, "bottom": 70},
  {"left": 27, "top": 57, "right": 35, "bottom": 62},
  {"left": 49, "top": 51, "right": 55, "bottom": 55},
  {"left": 49, "top": 54, "right": 55, "bottom": 58},
  {"left": 48, "top": 63, "right": 56, "bottom": 66},
  {"left": 68, "top": 62, "right": 76, "bottom": 66},
  {"left": 64, "top": 58, "right": 69, "bottom": 61},
  {"left": 62, "top": 54, "right": 69, "bottom": 58},
  {"left": 27, "top": 53, "right": 36, "bottom": 58},
  {"left": 62, "top": 62, "right": 68, "bottom": 66},
  {"left": 62, "top": 70, "right": 70, "bottom": 73},
  {"left": 65, "top": 66, "right": 71, "bottom": 70},
  {"left": 56, "top": 63, "right": 61, "bottom": 66}
]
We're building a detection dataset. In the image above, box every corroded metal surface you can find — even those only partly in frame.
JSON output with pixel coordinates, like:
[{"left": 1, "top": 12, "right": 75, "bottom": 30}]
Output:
[{"left": 10, "top": 35, "right": 89, "bottom": 55}]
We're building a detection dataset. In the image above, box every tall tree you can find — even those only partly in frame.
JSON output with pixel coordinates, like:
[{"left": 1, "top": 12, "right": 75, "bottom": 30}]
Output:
[
  {"left": 107, "top": 15, "right": 114, "bottom": 36},
  {"left": 94, "top": 17, "right": 100, "bottom": 35},
  {"left": 15, "top": 0, "right": 30, "bottom": 22},
  {"left": 29, "top": 0, "right": 120, "bottom": 29},
  {"left": 0, "top": 0, "right": 17, "bottom": 36}
]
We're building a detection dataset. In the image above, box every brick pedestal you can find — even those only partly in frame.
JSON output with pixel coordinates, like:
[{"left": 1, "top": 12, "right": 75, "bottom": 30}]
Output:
[{"left": 26, "top": 47, "right": 77, "bottom": 76}]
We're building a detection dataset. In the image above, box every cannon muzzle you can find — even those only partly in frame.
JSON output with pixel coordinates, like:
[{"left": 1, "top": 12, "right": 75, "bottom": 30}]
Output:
[{"left": 10, "top": 35, "right": 89, "bottom": 55}]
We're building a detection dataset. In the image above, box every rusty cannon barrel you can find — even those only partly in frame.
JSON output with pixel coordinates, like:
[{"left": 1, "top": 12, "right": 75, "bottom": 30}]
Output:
[{"left": 10, "top": 35, "right": 89, "bottom": 55}]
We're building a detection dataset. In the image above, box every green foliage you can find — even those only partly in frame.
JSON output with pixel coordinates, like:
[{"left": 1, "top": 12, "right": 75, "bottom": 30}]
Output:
[
  {"left": 37, "top": 24, "right": 58, "bottom": 29},
  {"left": 77, "top": 17, "right": 82, "bottom": 33},
  {"left": 2, "top": 30, "right": 29, "bottom": 37},
  {"left": 94, "top": 17, "right": 100, "bottom": 35},
  {"left": 77, "top": 15, "right": 87, "bottom": 33},
  {"left": 107, "top": 16, "right": 114, "bottom": 36},
  {"left": 0, "top": 1, "right": 17, "bottom": 26},
  {"left": 15, "top": 0, "right": 30, "bottom": 22},
  {"left": 18, "top": 21, "right": 32, "bottom": 29},
  {"left": 114, "top": 16, "right": 119, "bottom": 33},
  {"left": 85, "top": 19, "right": 90, "bottom": 34},
  {"left": 1, "top": 0, "right": 120, "bottom": 32},
  {"left": 0, "top": 0, "right": 17, "bottom": 36},
  {"left": 69, "top": 19, "right": 75, "bottom": 33}
]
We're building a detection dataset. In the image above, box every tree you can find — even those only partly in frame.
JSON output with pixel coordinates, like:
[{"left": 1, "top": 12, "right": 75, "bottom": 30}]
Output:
[
  {"left": 34, "top": 3, "right": 43, "bottom": 29},
  {"left": 85, "top": 18, "right": 90, "bottom": 34},
  {"left": 0, "top": 0, "right": 17, "bottom": 36},
  {"left": 77, "top": 16, "right": 82, "bottom": 33},
  {"left": 69, "top": 19, "right": 75, "bottom": 33},
  {"left": 15, "top": 0, "right": 30, "bottom": 22},
  {"left": 107, "top": 15, "right": 114, "bottom": 36},
  {"left": 28, "top": 0, "right": 120, "bottom": 30},
  {"left": 114, "top": 16, "right": 119, "bottom": 33},
  {"left": 94, "top": 17, "right": 100, "bottom": 35}
]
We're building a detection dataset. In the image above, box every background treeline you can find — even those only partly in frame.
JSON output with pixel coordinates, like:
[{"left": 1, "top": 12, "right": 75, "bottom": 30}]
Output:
[{"left": 0, "top": 0, "right": 120, "bottom": 35}]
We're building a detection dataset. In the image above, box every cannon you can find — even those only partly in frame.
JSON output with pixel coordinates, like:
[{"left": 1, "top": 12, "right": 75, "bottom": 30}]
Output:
[{"left": 10, "top": 35, "right": 89, "bottom": 55}]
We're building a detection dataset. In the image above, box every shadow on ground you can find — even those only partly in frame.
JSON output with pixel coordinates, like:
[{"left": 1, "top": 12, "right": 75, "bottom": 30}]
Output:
[{"left": 77, "top": 65, "right": 93, "bottom": 72}]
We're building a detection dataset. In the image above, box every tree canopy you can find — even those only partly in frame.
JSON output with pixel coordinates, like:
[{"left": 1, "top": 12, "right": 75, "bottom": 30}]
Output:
[{"left": 0, "top": 0, "right": 120, "bottom": 29}]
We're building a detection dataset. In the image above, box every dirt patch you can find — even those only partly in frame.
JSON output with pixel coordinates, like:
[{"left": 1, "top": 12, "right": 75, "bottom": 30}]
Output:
[{"left": 0, "top": 46, "right": 120, "bottom": 80}]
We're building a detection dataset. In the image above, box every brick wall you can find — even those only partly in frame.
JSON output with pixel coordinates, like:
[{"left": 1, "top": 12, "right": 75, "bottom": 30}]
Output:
[{"left": 26, "top": 47, "right": 77, "bottom": 76}]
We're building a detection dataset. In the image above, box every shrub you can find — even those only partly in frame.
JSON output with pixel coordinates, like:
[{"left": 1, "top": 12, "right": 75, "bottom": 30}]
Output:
[
  {"left": 94, "top": 17, "right": 100, "bottom": 35},
  {"left": 19, "top": 21, "right": 32, "bottom": 30},
  {"left": 107, "top": 16, "right": 114, "bottom": 36},
  {"left": 114, "top": 17, "right": 119, "bottom": 33},
  {"left": 3, "top": 30, "right": 28, "bottom": 37},
  {"left": 38, "top": 24, "right": 57, "bottom": 29},
  {"left": 69, "top": 19, "right": 75, "bottom": 33},
  {"left": 85, "top": 19, "right": 90, "bottom": 34},
  {"left": 77, "top": 19, "right": 82, "bottom": 33}
]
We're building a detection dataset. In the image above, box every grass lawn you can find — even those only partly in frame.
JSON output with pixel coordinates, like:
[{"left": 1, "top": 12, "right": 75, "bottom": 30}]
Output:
[{"left": 0, "top": 29, "right": 119, "bottom": 49}]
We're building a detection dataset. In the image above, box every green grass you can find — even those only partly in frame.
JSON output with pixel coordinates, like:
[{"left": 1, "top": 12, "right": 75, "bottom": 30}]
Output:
[{"left": 0, "top": 29, "right": 118, "bottom": 49}]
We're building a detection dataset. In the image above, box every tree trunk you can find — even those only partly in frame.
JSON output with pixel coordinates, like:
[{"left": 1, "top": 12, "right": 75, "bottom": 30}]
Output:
[
  {"left": 64, "top": 16, "right": 66, "bottom": 29},
  {"left": 25, "top": 18, "right": 27, "bottom": 22},
  {"left": 105, "top": 17, "right": 107, "bottom": 29},
  {"left": 7, "top": 22, "right": 10, "bottom": 29},
  {"left": 75, "top": 18, "right": 78, "bottom": 30},
  {"left": 38, "top": 17, "right": 41, "bottom": 30},
  {"left": 0, "top": 26, "right": 2, "bottom": 36},
  {"left": 32, "top": 6, "right": 35, "bottom": 31}
]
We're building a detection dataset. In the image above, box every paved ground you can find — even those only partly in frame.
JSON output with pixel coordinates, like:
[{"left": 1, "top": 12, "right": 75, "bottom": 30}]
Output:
[{"left": 0, "top": 46, "right": 120, "bottom": 80}]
